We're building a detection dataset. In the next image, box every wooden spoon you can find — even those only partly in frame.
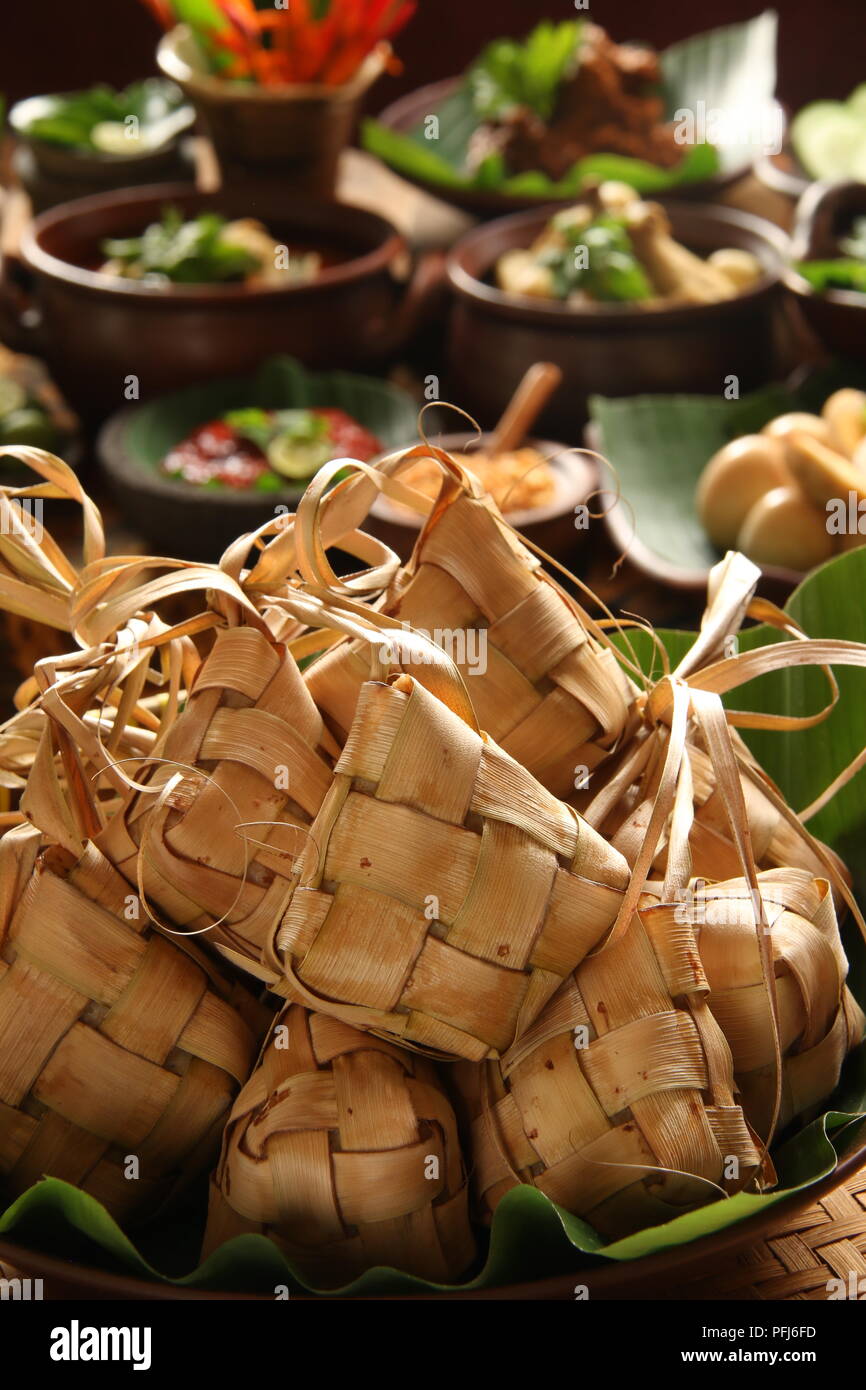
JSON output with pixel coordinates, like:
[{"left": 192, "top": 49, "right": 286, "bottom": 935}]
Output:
[{"left": 486, "top": 361, "right": 563, "bottom": 455}]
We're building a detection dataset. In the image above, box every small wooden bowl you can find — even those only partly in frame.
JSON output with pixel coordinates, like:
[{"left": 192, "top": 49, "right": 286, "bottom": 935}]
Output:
[
  {"left": 158, "top": 24, "right": 387, "bottom": 198},
  {"left": 367, "top": 431, "right": 598, "bottom": 563},
  {"left": 784, "top": 180, "right": 866, "bottom": 362}
]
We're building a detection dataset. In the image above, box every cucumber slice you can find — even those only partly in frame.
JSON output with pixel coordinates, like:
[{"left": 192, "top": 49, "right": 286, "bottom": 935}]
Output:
[
  {"left": 791, "top": 102, "right": 866, "bottom": 179},
  {"left": 266, "top": 433, "right": 332, "bottom": 480}
]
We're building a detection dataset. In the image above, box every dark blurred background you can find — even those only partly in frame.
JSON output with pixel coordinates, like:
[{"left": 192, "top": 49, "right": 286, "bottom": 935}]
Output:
[{"left": 2, "top": 0, "right": 861, "bottom": 112}]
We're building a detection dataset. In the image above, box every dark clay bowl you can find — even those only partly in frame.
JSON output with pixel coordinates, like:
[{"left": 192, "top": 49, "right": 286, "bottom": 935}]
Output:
[
  {"left": 445, "top": 201, "right": 790, "bottom": 438},
  {"left": 8, "top": 92, "right": 195, "bottom": 214},
  {"left": 784, "top": 181, "right": 866, "bottom": 362},
  {"left": 374, "top": 77, "right": 754, "bottom": 220},
  {"left": 97, "top": 356, "right": 419, "bottom": 561},
  {"left": 13, "top": 184, "right": 427, "bottom": 419},
  {"left": 367, "top": 430, "right": 598, "bottom": 564}
]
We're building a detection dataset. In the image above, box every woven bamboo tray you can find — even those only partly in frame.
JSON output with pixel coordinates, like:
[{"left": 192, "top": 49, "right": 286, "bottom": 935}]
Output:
[{"left": 654, "top": 1171, "right": 866, "bottom": 1300}]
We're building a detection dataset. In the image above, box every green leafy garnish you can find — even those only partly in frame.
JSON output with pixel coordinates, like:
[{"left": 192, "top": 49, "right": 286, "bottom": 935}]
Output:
[
  {"left": 20, "top": 79, "right": 188, "bottom": 153},
  {"left": 539, "top": 213, "right": 654, "bottom": 302},
  {"left": 253, "top": 471, "right": 284, "bottom": 493},
  {"left": 101, "top": 208, "right": 261, "bottom": 285},
  {"left": 794, "top": 216, "right": 866, "bottom": 297},
  {"left": 468, "top": 20, "right": 583, "bottom": 122},
  {"left": 222, "top": 407, "right": 274, "bottom": 448},
  {"left": 840, "top": 216, "right": 866, "bottom": 260},
  {"left": 796, "top": 260, "right": 866, "bottom": 296}
]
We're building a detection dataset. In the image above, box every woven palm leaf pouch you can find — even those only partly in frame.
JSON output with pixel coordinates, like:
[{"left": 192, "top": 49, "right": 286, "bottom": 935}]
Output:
[
  {"left": 0, "top": 448, "right": 401, "bottom": 983},
  {"left": 0, "top": 821, "right": 264, "bottom": 1223},
  {"left": 204, "top": 1003, "right": 475, "bottom": 1288},
  {"left": 455, "top": 619, "right": 866, "bottom": 1241},
  {"left": 643, "top": 869, "right": 865, "bottom": 1139},
  {"left": 1, "top": 447, "right": 866, "bottom": 1282},
  {"left": 271, "top": 448, "right": 637, "bottom": 801},
  {"left": 266, "top": 616, "right": 631, "bottom": 1062}
]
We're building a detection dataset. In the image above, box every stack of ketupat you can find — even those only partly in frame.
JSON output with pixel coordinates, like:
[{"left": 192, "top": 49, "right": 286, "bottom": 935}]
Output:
[{"left": 0, "top": 443, "right": 862, "bottom": 1288}]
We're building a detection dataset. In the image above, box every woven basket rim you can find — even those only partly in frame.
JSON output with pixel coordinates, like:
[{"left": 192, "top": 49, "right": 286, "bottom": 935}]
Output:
[{"left": 2, "top": 1135, "right": 863, "bottom": 1301}]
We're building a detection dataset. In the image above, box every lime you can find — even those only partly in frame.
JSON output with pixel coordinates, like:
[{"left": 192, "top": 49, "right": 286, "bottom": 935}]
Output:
[
  {"left": 266, "top": 432, "right": 332, "bottom": 480},
  {"left": 0, "top": 408, "right": 58, "bottom": 449},
  {"left": 791, "top": 102, "right": 866, "bottom": 180},
  {"left": 0, "top": 378, "right": 27, "bottom": 419}
]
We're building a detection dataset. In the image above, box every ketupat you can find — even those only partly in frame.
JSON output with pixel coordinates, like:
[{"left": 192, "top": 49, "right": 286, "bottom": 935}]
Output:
[
  {"left": 297, "top": 448, "right": 637, "bottom": 799},
  {"left": 577, "top": 551, "right": 853, "bottom": 905},
  {"left": 454, "top": 867, "right": 863, "bottom": 1239},
  {"left": 96, "top": 620, "right": 340, "bottom": 980},
  {"left": 453, "top": 884, "right": 768, "bottom": 1240},
  {"left": 204, "top": 1003, "right": 475, "bottom": 1288},
  {"left": 655, "top": 870, "right": 865, "bottom": 1138},
  {"left": 0, "top": 822, "right": 266, "bottom": 1222},
  {"left": 270, "top": 659, "right": 630, "bottom": 1060}
]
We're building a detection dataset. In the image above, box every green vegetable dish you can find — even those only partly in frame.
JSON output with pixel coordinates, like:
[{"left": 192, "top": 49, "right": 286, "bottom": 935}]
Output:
[
  {"left": 362, "top": 13, "right": 779, "bottom": 200},
  {"left": 495, "top": 183, "right": 762, "bottom": 308},
  {"left": 796, "top": 217, "right": 866, "bottom": 297},
  {"left": 14, "top": 79, "right": 192, "bottom": 156},
  {"left": 100, "top": 208, "right": 321, "bottom": 288},
  {"left": 161, "top": 405, "right": 382, "bottom": 490}
]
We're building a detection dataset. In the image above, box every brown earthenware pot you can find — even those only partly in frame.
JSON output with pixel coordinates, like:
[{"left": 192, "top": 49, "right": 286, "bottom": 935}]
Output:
[
  {"left": 785, "top": 181, "right": 866, "bottom": 362},
  {"left": 7, "top": 184, "right": 436, "bottom": 420},
  {"left": 445, "top": 202, "right": 789, "bottom": 438}
]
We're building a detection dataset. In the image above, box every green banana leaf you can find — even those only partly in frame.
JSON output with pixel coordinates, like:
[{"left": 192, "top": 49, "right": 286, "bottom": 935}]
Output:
[
  {"left": 609, "top": 547, "right": 866, "bottom": 858},
  {"left": 590, "top": 363, "right": 866, "bottom": 576},
  {"left": 3, "top": 546, "right": 866, "bottom": 1296},
  {"left": 362, "top": 12, "right": 779, "bottom": 199},
  {"left": 1, "top": 1096, "right": 863, "bottom": 1296}
]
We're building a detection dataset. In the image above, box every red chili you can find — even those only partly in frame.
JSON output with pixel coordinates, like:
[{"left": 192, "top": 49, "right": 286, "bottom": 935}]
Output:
[{"left": 317, "top": 408, "right": 382, "bottom": 461}]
